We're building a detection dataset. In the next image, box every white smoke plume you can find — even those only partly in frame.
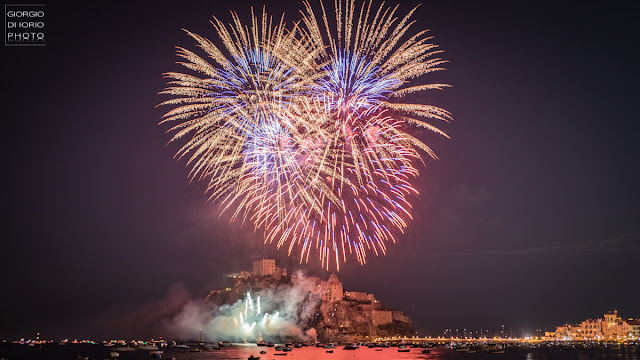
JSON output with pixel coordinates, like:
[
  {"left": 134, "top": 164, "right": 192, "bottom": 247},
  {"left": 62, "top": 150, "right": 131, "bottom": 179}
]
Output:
[{"left": 164, "top": 271, "right": 319, "bottom": 342}]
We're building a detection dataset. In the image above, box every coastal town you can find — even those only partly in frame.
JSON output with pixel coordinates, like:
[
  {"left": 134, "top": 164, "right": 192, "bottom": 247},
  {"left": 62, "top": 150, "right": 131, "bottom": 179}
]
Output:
[
  {"left": 546, "top": 310, "right": 640, "bottom": 341},
  {"left": 3, "top": 259, "right": 637, "bottom": 359}
]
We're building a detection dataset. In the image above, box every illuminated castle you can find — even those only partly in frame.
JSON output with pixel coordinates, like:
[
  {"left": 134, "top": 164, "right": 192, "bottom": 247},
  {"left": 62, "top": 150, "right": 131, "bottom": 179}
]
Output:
[{"left": 252, "top": 259, "right": 287, "bottom": 279}]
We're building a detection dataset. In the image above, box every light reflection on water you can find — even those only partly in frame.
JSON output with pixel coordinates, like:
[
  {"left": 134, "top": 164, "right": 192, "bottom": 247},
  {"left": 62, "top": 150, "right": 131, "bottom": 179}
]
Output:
[{"left": 164, "top": 345, "right": 639, "bottom": 360}]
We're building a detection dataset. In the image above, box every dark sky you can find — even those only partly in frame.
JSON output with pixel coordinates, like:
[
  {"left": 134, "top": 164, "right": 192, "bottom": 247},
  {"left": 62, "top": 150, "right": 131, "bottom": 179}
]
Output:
[{"left": 2, "top": 0, "right": 638, "bottom": 340}]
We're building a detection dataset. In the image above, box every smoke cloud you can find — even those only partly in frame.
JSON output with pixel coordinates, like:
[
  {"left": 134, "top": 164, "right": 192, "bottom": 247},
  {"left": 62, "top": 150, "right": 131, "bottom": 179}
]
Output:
[{"left": 163, "top": 271, "right": 319, "bottom": 342}]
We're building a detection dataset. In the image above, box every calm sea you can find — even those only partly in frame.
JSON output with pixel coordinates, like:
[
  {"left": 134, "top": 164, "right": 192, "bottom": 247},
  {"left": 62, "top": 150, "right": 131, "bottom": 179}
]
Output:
[{"left": 1, "top": 344, "right": 638, "bottom": 360}]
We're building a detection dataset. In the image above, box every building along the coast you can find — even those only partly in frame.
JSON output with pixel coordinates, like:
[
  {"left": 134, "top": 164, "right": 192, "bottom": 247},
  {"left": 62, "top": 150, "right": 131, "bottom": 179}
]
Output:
[{"left": 546, "top": 310, "right": 640, "bottom": 340}]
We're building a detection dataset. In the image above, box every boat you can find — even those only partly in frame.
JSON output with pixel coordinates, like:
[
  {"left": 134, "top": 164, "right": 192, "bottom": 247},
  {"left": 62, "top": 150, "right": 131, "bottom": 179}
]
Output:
[
  {"left": 421, "top": 349, "right": 431, "bottom": 354},
  {"left": 171, "top": 344, "right": 190, "bottom": 350},
  {"left": 282, "top": 347, "right": 293, "bottom": 352},
  {"left": 398, "top": 349, "right": 410, "bottom": 352},
  {"left": 257, "top": 341, "right": 267, "bottom": 346},
  {"left": 260, "top": 350, "right": 267, "bottom": 354},
  {"left": 323, "top": 343, "right": 336, "bottom": 349},
  {"left": 326, "top": 350, "right": 334, "bottom": 353},
  {"left": 489, "top": 350, "right": 505, "bottom": 354},
  {"left": 136, "top": 344, "right": 159, "bottom": 351},
  {"left": 112, "top": 346, "right": 135, "bottom": 352},
  {"left": 267, "top": 342, "right": 275, "bottom": 347},
  {"left": 274, "top": 353, "right": 287, "bottom": 356},
  {"left": 343, "top": 344, "right": 357, "bottom": 350},
  {"left": 204, "top": 343, "right": 220, "bottom": 350},
  {"left": 248, "top": 356, "right": 261, "bottom": 360},
  {"left": 375, "top": 349, "right": 383, "bottom": 351},
  {"left": 275, "top": 346, "right": 284, "bottom": 351}
]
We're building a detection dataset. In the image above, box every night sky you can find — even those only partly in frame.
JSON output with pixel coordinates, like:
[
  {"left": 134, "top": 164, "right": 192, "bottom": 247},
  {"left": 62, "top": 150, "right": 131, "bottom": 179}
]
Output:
[{"left": 2, "top": 0, "right": 638, "bottom": 340}]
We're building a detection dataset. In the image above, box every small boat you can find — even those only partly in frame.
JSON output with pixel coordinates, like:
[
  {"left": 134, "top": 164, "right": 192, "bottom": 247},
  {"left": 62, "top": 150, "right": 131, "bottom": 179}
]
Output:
[
  {"left": 282, "top": 347, "right": 293, "bottom": 352},
  {"left": 421, "top": 349, "right": 431, "bottom": 354},
  {"left": 248, "top": 356, "right": 261, "bottom": 360},
  {"left": 204, "top": 343, "right": 220, "bottom": 350},
  {"left": 323, "top": 344, "right": 336, "bottom": 349},
  {"left": 343, "top": 344, "right": 357, "bottom": 350},
  {"left": 112, "top": 347, "right": 135, "bottom": 352},
  {"left": 490, "top": 350, "right": 505, "bottom": 354},
  {"left": 257, "top": 341, "right": 266, "bottom": 346},
  {"left": 136, "top": 344, "right": 159, "bottom": 351},
  {"left": 326, "top": 350, "right": 334, "bottom": 353},
  {"left": 260, "top": 350, "right": 267, "bottom": 354},
  {"left": 267, "top": 342, "right": 275, "bottom": 347},
  {"left": 171, "top": 344, "right": 190, "bottom": 350},
  {"left": 375, "top": 349, "right": 383, "bottom": 352},
  {"left": 274, "top": 353, "right": 287, "bottom": 356},
  {"left": 398, "top": 349, "right": 410, "bottom": 352}
]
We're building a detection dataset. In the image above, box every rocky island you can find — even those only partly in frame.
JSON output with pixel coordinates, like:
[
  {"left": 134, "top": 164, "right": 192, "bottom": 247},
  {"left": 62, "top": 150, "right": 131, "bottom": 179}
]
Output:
[{"left": 204, "top": 259, "right": 414, "bottom": 342}]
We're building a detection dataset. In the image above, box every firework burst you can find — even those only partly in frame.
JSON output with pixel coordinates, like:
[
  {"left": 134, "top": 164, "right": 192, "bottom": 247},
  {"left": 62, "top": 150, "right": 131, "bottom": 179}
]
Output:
[{"left": 160, "top": 1, "right": 451, "bottom": 270}]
